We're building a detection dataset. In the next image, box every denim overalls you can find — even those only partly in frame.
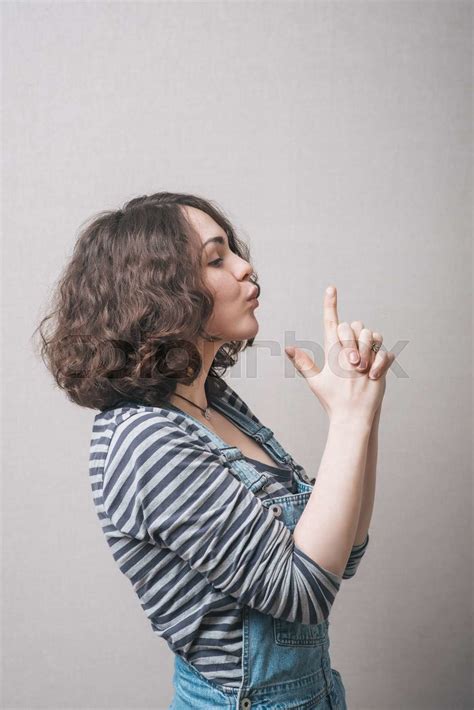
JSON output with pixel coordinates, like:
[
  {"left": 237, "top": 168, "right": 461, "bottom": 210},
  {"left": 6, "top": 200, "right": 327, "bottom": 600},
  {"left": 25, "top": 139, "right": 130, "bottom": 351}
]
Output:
[{"left": 161, "top": 391, "right": 348, "bottom": 710}]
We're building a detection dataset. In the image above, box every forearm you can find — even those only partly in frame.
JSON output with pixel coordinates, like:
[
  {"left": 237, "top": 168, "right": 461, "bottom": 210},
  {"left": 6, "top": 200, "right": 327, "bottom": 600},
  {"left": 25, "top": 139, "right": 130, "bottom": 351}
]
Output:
[
  {"left": 352, "top": 405, "right": 380, "bottom": 546},
  {"left": 293, "top": 414, "right": 372, "bottom": 579}
]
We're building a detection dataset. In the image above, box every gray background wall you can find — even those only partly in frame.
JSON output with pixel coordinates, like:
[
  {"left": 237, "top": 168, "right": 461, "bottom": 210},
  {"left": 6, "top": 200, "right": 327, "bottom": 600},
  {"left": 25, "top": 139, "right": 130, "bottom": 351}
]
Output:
[{"left": 2, "top": 1, "right": 472, "bottom": 709}]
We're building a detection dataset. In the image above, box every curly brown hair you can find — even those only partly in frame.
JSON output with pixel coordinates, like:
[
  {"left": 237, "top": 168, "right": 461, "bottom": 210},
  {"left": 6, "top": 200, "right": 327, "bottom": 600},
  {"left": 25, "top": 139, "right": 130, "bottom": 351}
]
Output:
[{"left": 32, "top": 191, "right": 260, "bottom": 411}]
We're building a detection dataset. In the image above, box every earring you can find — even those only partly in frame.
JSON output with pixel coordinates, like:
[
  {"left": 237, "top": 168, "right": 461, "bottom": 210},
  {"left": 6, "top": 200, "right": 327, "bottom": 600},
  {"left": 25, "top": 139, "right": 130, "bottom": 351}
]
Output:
[{"left": 249, "top": 273, "right": 260, "bottom": 298}]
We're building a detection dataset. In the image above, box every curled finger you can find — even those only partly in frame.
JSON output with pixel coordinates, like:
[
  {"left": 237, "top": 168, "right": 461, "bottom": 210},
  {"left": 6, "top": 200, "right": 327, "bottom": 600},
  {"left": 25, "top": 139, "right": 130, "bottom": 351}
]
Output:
[
  {"left": 356, "top": 328, "right": 373, "bottom": 372},
  {"left": 368, "top": 348, "right": 391, "bottom": 379},
  {"left": 369, "top": 331, "right": 383, "bottom": 370},
  {"left": 337, "top": 321, "right": 360, "bottom": 366}
]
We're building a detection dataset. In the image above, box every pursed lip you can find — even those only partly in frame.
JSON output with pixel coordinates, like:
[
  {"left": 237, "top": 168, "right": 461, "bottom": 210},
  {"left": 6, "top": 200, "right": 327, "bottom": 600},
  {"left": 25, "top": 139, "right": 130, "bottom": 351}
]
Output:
[{"left": 246, "top": 285, "right": 259, "bottom": 301}]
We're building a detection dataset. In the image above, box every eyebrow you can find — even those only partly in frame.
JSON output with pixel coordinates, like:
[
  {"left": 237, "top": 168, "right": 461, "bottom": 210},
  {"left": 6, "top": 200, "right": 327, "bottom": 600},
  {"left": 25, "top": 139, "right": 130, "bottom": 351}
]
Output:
[{"left": 201, "top": 235, "right": 229, "bottom": 251}]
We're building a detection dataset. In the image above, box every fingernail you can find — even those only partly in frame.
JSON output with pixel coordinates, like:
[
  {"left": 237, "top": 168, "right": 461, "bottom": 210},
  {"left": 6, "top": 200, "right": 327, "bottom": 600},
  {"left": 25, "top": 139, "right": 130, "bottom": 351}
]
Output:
[
  {"left": 349, "top": 351, "right": 359, "bottom": 363},
  {"left": 326, "top": 286, "right": 335, "bottom": 296},
  {"left": 369, "top": 370, "right": 378, "bottom": 379},
  {"left": 358, "top": 358, "right": 366, "bottom": 369}
]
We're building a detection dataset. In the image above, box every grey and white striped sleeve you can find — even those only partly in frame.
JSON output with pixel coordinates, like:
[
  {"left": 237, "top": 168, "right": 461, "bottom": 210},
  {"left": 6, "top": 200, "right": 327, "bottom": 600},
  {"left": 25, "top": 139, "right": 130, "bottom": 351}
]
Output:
[
  {"left": 342, "top": 534, "right": 370, "bottom": 579},
  {"left": 102, "top": 411, "right": 343, "bottom": 624}
]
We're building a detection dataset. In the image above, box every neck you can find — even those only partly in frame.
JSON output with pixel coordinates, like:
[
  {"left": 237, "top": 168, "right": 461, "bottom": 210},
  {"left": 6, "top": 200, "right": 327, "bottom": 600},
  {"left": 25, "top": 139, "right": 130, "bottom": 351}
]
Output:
[{"left": 169, "top": 337, "right": 222, "bottom": 412}]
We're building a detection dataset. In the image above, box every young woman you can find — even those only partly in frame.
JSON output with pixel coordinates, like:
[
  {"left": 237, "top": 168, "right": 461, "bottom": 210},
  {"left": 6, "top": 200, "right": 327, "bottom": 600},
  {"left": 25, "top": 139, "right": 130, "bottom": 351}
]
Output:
[{"left": 35, "top": 192, "right": 394, "bottom": 709}]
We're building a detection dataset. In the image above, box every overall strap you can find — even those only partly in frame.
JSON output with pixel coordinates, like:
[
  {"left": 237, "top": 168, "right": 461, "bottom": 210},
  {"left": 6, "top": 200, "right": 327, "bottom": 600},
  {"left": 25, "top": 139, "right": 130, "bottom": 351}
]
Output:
[
  {"left": 151, "top": 400, "right": 271, "bottom": 495},
  {"left": 211, "top": 392, "right": 316, "bottom": 492},
  {"left": 150, "top": 375, "right": 314, "bottom": 492},
  {"left": 209, "top": 392, "right": 315, "bottom": 488},
  {"left": 209, "top": 394, "right": 293, "bottom": 467}
]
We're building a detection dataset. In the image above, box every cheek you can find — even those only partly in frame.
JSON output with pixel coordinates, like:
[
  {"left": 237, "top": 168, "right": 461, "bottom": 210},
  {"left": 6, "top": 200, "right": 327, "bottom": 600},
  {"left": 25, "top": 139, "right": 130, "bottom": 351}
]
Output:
[{"left": 207, "top": 273, "right": 239, "bottom": 302}]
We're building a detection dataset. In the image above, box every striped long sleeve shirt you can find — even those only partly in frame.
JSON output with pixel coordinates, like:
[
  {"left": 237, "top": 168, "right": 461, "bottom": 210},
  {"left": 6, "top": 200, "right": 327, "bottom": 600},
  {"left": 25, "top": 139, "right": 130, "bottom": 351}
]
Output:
[{"left": 88, "top": 380, "right": 369, "bottom": 688}]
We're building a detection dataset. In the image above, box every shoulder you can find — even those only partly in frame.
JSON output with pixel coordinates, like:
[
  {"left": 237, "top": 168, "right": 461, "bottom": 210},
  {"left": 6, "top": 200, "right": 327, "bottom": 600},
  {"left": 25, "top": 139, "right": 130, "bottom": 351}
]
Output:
[
  {"left": 94, "top": 401, "right": 206, "bottom": 440},
  {"left": 96, "top": 403, "right": 218, "bottom": 477}
]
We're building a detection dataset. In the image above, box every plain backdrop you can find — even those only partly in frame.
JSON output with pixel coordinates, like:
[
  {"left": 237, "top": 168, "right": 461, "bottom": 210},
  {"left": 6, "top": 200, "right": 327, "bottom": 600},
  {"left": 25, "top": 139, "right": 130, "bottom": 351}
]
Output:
[{"left": 2, "top": 1, "right": 472, "bottom": 709}]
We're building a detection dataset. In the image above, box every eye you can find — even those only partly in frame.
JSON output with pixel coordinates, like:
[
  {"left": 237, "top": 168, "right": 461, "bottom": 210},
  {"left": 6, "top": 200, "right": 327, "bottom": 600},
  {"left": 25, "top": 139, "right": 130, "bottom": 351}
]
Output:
[{"left": 208, "top": 257, "right": 224, "bottom": 267}]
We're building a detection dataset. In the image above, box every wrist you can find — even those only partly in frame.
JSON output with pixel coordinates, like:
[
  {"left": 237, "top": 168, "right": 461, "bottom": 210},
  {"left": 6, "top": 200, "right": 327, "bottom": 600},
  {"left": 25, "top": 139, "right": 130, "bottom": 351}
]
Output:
[
  {"left": 329, "top": 411, "right": 374, "bottom": 435},
  {"left": 372, "top": 404, "right": 382, "bottom": 427}
]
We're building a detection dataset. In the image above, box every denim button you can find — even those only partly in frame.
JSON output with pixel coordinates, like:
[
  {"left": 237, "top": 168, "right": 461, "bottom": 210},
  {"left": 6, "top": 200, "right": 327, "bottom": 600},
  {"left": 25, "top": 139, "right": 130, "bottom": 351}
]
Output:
[
  {"left": 270, "top": 504, "right": 282, "bottom": 517},
  {"left": 240, "top": 699, "right": 251, "bottom": 709}
]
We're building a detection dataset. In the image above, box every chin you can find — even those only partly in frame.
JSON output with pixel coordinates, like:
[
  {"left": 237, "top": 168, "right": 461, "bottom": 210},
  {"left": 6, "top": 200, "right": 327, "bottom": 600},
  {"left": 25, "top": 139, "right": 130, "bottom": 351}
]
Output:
[
  {"left": 219, "top": 322, "right": 259, "bottom": 342},
  {"left": 239, "top": 318, "right": 260, "bottom": 340},
  {"left": 210, "top": 311, "right": 259, "bottom": 342}
]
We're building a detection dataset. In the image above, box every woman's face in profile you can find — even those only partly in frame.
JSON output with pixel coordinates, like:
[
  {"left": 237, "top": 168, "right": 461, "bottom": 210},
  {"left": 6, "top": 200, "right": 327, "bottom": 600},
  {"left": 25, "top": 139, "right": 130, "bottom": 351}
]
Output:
[{"left": 182, "top": 205, "right": 260, "bottom": 344}]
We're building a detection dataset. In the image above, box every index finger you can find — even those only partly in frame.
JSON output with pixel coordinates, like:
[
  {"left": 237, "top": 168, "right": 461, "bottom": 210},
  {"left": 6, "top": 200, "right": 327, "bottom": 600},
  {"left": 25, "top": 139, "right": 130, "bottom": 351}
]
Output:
[{"left": 323, "top": 285, "right": 340, "bottom": 356}]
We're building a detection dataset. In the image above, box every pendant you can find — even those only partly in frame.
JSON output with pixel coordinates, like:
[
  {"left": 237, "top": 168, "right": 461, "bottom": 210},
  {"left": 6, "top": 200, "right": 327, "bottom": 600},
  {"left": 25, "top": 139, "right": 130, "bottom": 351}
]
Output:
[{"left": 204, "top": 408, "right": 212, "bottom": 420}]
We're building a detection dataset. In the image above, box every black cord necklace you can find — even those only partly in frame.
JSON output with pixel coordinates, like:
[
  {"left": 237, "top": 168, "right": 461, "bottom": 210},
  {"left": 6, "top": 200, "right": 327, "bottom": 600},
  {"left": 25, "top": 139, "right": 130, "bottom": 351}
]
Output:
[{"left": 173, "top": 392, "right": 213, "bottom": 420}]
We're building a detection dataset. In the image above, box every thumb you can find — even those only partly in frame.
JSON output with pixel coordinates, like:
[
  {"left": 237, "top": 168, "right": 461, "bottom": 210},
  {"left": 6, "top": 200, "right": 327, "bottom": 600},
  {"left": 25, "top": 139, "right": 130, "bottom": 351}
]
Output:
[{"left": 285, "top": 346, "right": 321, "bottom": 378}]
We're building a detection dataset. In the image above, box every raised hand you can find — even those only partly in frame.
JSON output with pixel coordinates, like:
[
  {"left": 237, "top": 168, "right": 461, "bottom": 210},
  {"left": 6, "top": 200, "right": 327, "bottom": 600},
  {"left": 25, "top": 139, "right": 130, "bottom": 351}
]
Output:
[{"left": 284, "top": 285, "right": 395, "bottom": 423}]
